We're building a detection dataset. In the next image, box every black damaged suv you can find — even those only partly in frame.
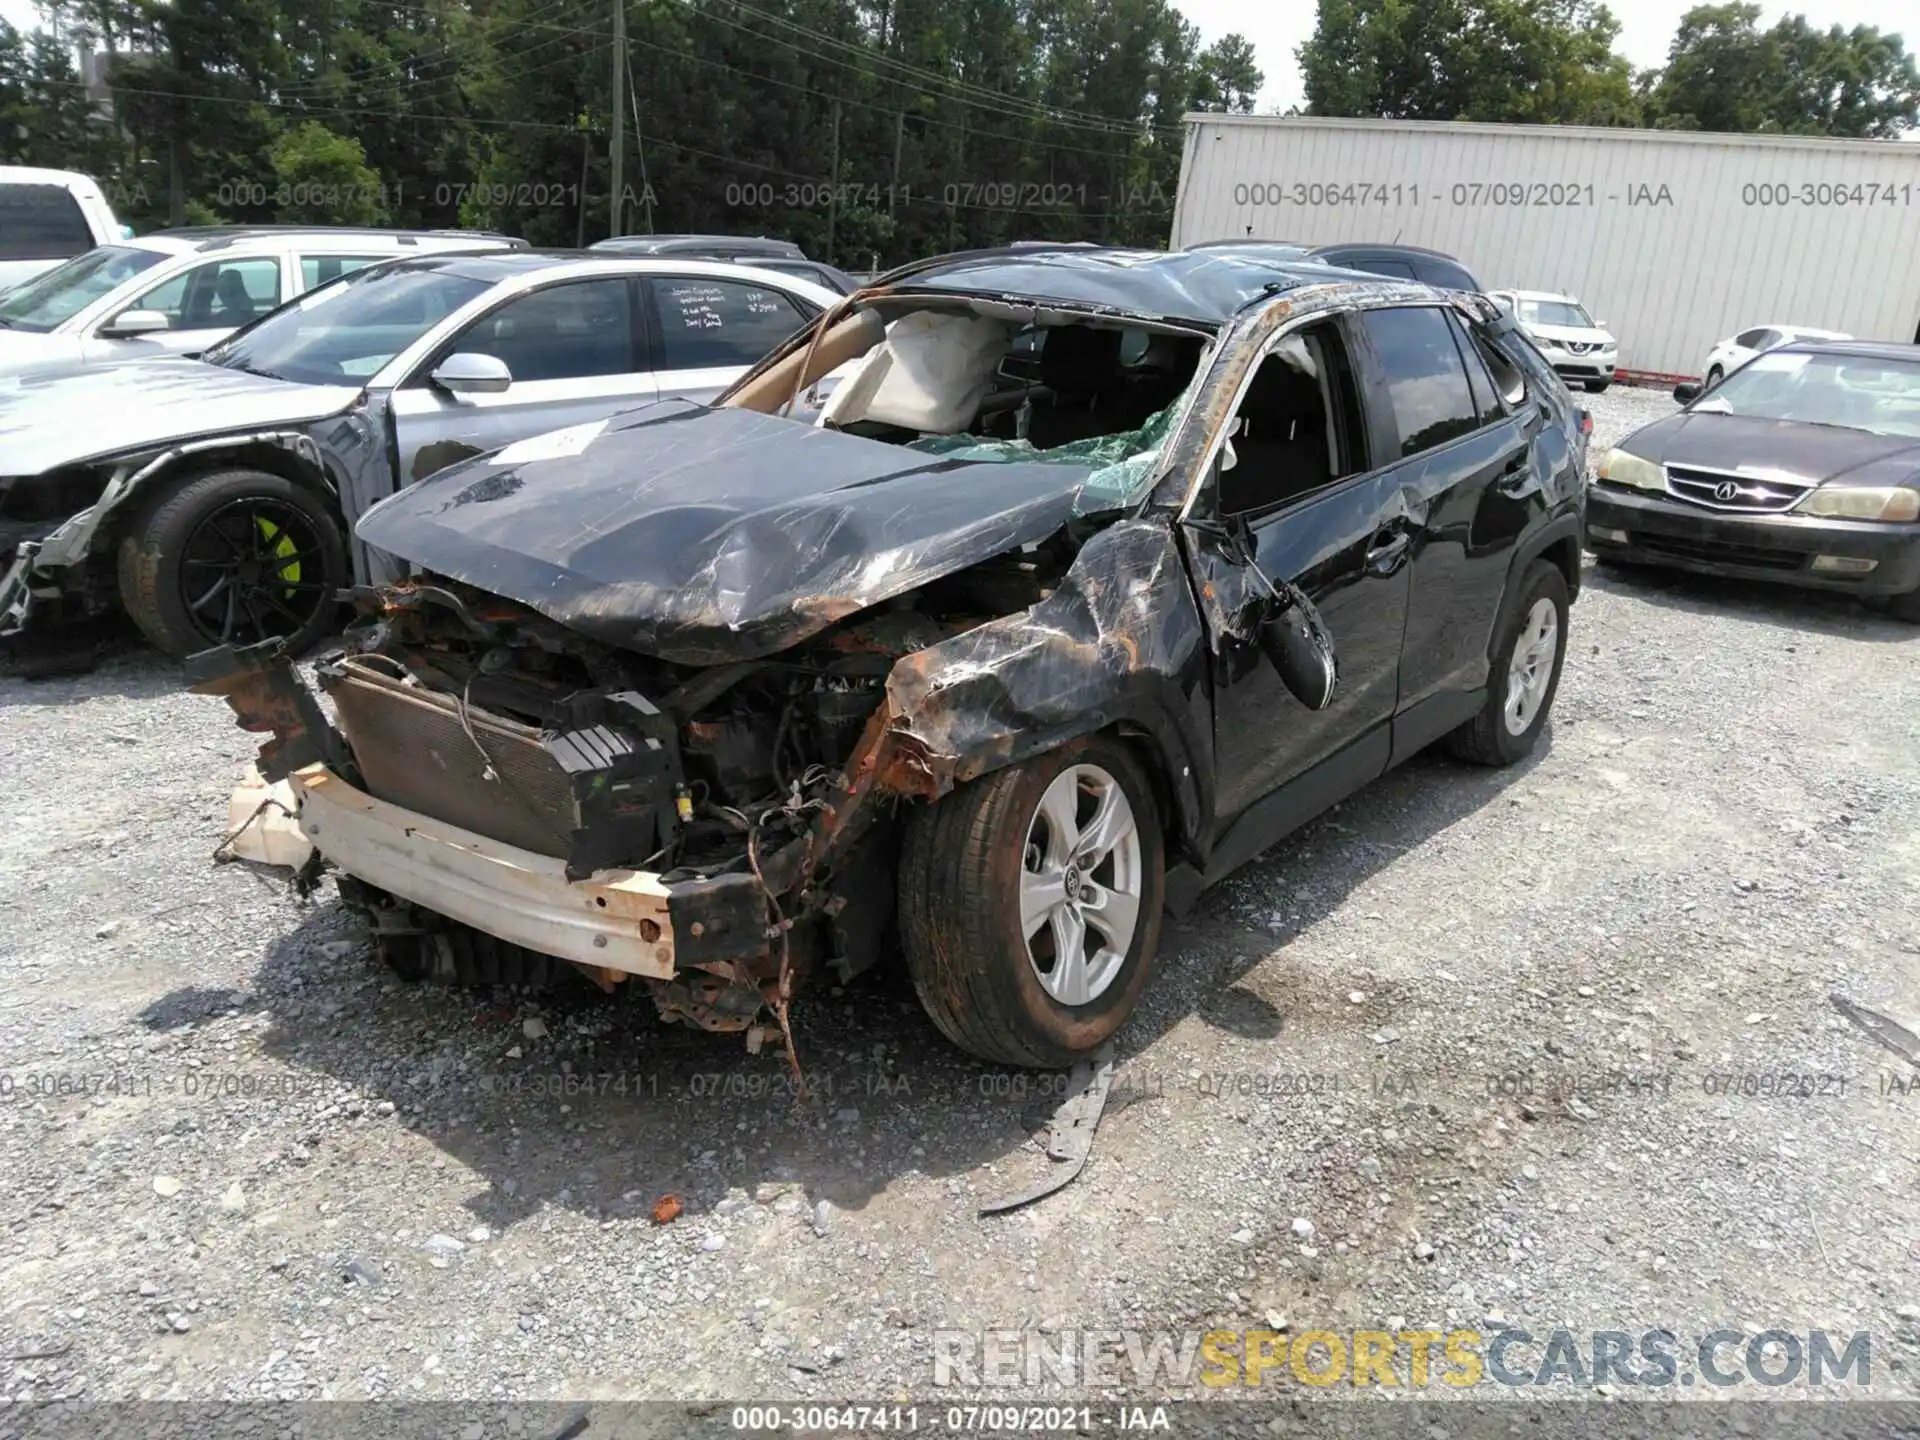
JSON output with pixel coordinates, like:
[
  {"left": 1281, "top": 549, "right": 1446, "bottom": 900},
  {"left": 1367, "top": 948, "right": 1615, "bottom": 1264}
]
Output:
[{"left": 198, "top": 245, "right": 1587, "bottom": 1067}]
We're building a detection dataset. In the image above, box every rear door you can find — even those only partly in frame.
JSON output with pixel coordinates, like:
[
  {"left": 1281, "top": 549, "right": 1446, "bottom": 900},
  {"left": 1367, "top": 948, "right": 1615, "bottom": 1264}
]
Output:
[
  {"left": 1350, "top": 305, "right": 1537, "bottom": 745},
  {"left": 387, "top": 275, "right": 656, "bottom": 483},
  {"left": 644, "top": 274, "right": 821, "bottom": 405}
]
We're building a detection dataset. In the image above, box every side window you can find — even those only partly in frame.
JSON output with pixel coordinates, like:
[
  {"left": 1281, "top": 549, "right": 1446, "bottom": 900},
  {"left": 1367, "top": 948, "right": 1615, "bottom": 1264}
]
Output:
[
  {"left": 1358, "top": 306, "right": 1482, "bottom": 459},
  {"left": 0, "top": 185, "right": 93, "bottom": 260},
  {"left": 1359, "top": 258, "right": 1417, "bottom": 279},
  {"left": 127, "top": 257, "right": 282, "bottom": 329},
  {"left": 301, "top": 255, "right": 386, "bottom": 290},
  {"left": 1468, "top": 323, "right": 1528, "bottom": 412},
  {"left": 652, "top": 278, "right": 809, "bottom": 369},
  {"left": 1217, "top": 319, "right": 1368, "bottom": 518},
  {"left": 1734, "top": 328, "right": 1769, "bottom": 349},
  {"left": 445, "top": 278, "right": 635, "bottom": 382}
]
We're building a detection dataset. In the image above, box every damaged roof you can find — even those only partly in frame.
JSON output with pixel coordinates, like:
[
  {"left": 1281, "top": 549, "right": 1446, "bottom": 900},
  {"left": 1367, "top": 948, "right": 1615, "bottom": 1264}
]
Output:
[{"left": 885, "top": 246, "right": 1362, "bottom": 326}]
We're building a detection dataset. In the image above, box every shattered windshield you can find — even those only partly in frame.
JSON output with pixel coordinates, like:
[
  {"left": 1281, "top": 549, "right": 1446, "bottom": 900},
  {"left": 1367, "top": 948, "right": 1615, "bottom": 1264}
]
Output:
[{"left": 906, "top": 392, "right": 1190, "bottom": 515}]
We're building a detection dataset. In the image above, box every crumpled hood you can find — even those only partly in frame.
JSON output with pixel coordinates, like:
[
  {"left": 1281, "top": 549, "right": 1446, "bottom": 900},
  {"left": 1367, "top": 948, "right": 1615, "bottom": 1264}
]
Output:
[
  {"left": 356, "top": 397, "right": 1099, "bottom": 665},
  {"left": 0, "top": 357, "right": 360, "bottom": 475},
  {"left": 1622, "top": 410, "right": 1920, "bottom": 486}
]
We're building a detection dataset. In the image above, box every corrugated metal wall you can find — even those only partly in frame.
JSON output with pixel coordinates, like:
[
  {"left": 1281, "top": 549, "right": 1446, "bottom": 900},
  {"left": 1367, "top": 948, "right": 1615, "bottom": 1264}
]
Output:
[{"left": 1172, "top": 117, "right": 1920, "bottom": 378}]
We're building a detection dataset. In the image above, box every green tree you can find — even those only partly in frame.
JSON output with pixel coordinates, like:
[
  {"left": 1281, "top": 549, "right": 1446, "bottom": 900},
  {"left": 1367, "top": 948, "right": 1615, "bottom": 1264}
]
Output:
[
  {"left": 1297, "top": 0, "right": 1638, "bottom": 125},
  {"left": 268, "top": 119, "right": 389, "bottom": 223},
  {"left": 1644, "top": 4, "right": 1920, "bottom": 138}
]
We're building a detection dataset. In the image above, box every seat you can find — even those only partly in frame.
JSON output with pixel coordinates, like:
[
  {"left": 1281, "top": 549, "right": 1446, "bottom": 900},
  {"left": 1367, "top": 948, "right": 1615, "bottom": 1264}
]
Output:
[
  {"left": 1219, "top": 360, "right": 1332, "bottom": 515},
  {"left": 212, "top": 269, "right": 258, "bottom": 325},
  {"left": 1024, "top": 326, "right": 1124, "bottom": 449}
]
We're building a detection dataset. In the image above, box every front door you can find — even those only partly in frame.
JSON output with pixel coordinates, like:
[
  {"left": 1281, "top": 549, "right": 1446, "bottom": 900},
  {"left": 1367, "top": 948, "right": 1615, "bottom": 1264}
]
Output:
[
  {"left": 83, "top": 255, "right": 286, "bottom": 363},
  {"left": 1195, "top": 316, "right": 1412, "bottom": 826},
  {"left": 387, "top": 276, "right": 658, "bottom": 485}
]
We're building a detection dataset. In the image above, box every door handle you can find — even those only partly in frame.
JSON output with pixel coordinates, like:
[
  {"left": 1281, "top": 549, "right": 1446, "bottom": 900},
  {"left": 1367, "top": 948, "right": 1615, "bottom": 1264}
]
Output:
[
  {"left": 1365, "top": 527, "right": 1411, "bottom": 576},
  {"left": 1497, "top": 451, "right": 1532, "bottom": 494}
]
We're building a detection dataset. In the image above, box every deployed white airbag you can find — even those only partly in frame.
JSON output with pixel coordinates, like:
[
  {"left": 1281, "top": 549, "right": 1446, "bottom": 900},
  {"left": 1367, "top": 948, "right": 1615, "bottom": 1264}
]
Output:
[{"left": 820, "top": 311, "right": 1012, "bottom": 434}]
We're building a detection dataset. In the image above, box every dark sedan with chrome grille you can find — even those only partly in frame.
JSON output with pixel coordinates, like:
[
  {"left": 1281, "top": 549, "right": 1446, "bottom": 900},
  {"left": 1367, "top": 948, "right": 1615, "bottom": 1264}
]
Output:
[{"left": 1588, "top": 340, "right": 1920, "bottom": 621}]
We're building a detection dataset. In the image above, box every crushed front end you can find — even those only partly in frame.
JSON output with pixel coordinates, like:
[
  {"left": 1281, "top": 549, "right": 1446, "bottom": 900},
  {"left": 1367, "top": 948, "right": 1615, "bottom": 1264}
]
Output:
[{"left": 191, "top": 579, "right": 954, "bottom": 1042}]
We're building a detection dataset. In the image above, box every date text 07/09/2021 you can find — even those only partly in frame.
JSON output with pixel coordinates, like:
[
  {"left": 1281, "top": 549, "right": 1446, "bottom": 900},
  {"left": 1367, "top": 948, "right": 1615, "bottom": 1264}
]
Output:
[{"left": 1226, "top": 179, "right": 1920, "bottom": 209}]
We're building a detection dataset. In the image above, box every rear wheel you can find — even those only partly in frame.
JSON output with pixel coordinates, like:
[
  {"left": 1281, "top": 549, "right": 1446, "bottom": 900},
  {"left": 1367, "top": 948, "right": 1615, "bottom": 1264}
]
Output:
[
  {"left": 118, "top": 468, "right": 346, "bottom": 657},
  {"left": 899, "top": 734, "right": 1164, "bottom": 1068},
  {"left": 1706, "top": 365, "right": 1725, "bottom": 390},
  {"left": 1443, "top": 559, "right": 1569, "bottom": 767}
]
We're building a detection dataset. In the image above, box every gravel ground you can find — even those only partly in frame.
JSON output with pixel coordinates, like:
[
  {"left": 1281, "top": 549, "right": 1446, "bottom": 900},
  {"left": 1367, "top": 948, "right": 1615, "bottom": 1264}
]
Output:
[{"left": 2, "top": 381, "right": 1918, "bottom": 1428}]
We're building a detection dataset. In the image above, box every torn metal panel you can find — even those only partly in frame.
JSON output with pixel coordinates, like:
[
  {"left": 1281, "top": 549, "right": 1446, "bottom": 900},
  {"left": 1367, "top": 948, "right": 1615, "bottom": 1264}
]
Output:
[
  {"left": 978, "top": 1042, "right": 1115, "bottom": 1215},
  {"left": 353, "top": 398, "right": 1098, "bottom": 666},
  {"left": 877, "top": 519, "right": 1216, "bottom": 854},
  {"left": 185, "top": 640, "right": 349, "bottom": 782}
]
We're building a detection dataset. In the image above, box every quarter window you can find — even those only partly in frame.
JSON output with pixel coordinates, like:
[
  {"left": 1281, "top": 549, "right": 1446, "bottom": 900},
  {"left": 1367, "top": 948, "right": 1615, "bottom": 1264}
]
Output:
[
  {"left": 652, "top": 278, "right": 808, "bottom": 369},
  {"left": 1359, "top": 306, "right": 1482, "bottom": 458},
  {"left": 301, "top": 255, "right": 386, "bottom": 290}
]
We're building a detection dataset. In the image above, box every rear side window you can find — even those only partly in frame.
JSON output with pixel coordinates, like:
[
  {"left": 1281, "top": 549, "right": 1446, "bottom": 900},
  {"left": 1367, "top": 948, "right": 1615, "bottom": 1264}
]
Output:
[
  {"left": 651, "top": 278, "right": 809, "bottom": 369},
  {"left": 1349, "top": 257, "right": 1416, "bottom": 279},
  {"left": 0, "top": 184, "right": 94, "bottom": 261},
  {"left": 1360, "top": 306, "right": 1482, "bottom": 458},
  {"left": 1734, "top": 328, "right": 1771, "bottom": 349},
  {"left": 1419, "top": 261, "right": 1478, "bottom": 291},
  {"left": 301, "top": 255, "right": 386, "bottom": 289}
]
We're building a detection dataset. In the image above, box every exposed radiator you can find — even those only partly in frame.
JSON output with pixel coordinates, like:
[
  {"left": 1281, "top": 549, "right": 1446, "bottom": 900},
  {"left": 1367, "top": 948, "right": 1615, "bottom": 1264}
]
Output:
[{"left": 322, "top": 659, "right": 581, "bottom": 857}]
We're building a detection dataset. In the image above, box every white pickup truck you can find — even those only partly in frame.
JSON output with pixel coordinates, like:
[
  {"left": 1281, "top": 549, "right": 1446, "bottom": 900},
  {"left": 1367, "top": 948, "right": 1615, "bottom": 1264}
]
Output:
[{"left": 0, "top": 167, "right": 123, "bottom": 294}]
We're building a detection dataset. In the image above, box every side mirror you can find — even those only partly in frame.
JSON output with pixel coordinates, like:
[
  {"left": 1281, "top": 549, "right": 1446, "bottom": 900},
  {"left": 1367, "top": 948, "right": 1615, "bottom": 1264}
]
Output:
[
  {"left": 1259, "top": 577, "right": 1338, "bottom": 711},
  {"left": 100, "top": 309, "right": 170, "bottom": 338},
  {"left": 431, "top": 352, "right": 512, "bottom": 395},
  {"left": 1673, "top": 381, "right": 1702, "bottom": 404}
]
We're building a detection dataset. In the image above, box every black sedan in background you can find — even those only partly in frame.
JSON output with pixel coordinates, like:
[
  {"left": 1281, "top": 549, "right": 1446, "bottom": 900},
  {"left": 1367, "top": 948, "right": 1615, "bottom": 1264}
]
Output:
[{"left": 1589, "top": 341, "right": 1920, "bottom": 621}]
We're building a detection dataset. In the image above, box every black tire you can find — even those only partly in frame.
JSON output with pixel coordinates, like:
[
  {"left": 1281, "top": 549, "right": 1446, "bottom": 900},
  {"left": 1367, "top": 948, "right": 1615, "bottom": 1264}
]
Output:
[
  {"left": 1706, "top": 365, "right": 1724, "bottom": 390},
  {"left": 898, "top": 733, "right": 1165, "bottom": 1068},
  {"left": 1883, "top": 587, "right": 1920, "bottom": 624},
  {"left": 1583, "top": 379, "right": 1610, "bottom": 394},
  {"left": 117, "top": 468, "right": 346, "bottom": 657},
  {"left": 1443, "top": 559, "right": 1570, "bottom": 767}
]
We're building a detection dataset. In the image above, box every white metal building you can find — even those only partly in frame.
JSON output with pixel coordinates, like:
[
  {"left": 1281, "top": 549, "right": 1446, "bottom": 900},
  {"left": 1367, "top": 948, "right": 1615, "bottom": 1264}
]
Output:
[{"left": 1171, "top": 115, "right": 1920, "bottom": 379}]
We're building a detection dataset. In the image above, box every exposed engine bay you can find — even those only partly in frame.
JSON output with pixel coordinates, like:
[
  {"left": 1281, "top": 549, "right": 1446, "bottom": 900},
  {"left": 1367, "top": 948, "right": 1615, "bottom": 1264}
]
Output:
[{"left": 259, "top": 540, "right": 1072, "bottom": 1039}]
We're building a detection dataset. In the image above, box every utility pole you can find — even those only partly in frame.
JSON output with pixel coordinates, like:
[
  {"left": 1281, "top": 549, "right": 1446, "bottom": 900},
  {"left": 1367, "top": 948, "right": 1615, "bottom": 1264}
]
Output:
[
  {"left": 890, "top": 110, "right": 904, "bottom": 217},
  {"left": 825, "top": 99, "right": 842, "bottom": 263},
  {"left": 609, "top": 0, "right": 626, "bottom": 238}
]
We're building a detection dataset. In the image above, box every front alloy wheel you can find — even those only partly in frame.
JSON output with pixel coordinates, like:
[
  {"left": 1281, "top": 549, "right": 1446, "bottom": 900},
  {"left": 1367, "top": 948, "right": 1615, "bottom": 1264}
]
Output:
[
  {"left": 119, "top": 468, "right": 347, "bottom": 657},
  {"left": 1020, "top": 764, "right": 1144, "bottom": 1007},
  {"left": 899, "top": 734, "right": 1165, "bottom": 1068}
]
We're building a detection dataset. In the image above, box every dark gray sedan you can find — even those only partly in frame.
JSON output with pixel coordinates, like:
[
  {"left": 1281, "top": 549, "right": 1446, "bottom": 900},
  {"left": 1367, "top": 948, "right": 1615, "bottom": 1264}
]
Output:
[{"left": 1589, "top": 340, "right": 1920, "bottom": 621}]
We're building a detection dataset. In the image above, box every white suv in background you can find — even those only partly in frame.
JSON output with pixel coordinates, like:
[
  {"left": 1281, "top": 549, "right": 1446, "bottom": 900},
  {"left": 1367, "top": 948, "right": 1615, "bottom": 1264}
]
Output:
[
  {"left": 0, "top": 226, "right": 523, "bottom": 380},
  {"left": 1700, "top": 324, "right": 1852, "bottom": 389},
  {"left": 0, "top": 167, "right": 122, "bottom": 293},
  {"left": 1490, "top": 289, "right": 1618, "bottom": 393}
]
